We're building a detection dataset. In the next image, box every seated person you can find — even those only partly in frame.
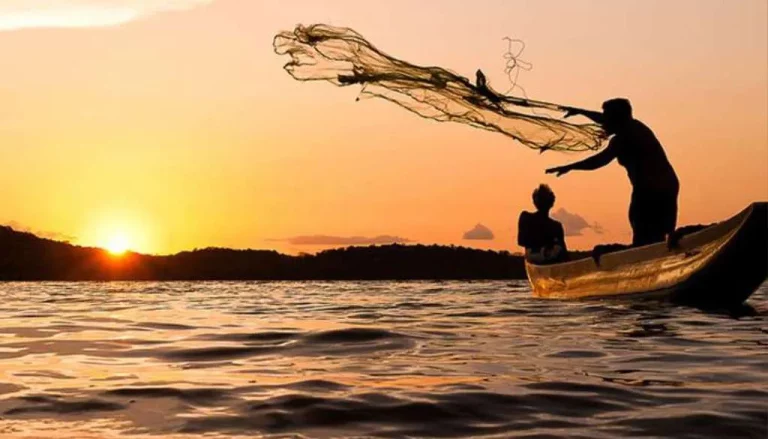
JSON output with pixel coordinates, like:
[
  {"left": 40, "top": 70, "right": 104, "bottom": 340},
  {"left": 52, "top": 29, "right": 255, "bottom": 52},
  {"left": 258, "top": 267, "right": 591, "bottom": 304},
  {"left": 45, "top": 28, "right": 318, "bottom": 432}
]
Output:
[{"left": 518, "top": 184, "right": 568, "bottom": 264}]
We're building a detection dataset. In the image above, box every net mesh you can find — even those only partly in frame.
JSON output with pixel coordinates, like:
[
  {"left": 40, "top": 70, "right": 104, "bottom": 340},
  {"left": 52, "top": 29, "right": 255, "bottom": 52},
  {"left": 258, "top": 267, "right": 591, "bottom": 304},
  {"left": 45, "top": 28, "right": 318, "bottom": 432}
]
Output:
[{"left": 273, "top": 24, "right": 606, "bottom": 152}]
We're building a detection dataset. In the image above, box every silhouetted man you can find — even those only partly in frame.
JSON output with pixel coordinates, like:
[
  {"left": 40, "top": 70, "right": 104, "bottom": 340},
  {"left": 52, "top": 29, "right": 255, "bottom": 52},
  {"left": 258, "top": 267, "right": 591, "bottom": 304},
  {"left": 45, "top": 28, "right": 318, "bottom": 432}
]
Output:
[
  {"left": 546, "top": 98, "right": 679, "bottom": 246},
  {"left": 518, "top": 184, "right": 568, "bottom": 264}
]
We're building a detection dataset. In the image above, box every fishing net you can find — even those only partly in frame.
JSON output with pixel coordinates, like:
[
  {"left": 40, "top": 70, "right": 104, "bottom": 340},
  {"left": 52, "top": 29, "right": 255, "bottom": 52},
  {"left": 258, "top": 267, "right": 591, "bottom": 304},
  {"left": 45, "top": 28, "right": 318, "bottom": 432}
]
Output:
[{"left": 273, "top": 24, "right": 606, "bottom": 152}]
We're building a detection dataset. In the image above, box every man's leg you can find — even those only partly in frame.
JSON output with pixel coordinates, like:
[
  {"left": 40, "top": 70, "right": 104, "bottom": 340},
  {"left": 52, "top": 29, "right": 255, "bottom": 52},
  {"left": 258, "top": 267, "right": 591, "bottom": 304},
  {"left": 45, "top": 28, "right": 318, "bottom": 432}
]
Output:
[
  {"left": 630, "top": 191, "right": 652, "bottom": 246},
  {"left": 630, "top": 190, "right": 669, "bottom": 246},
  {"left": 661, "top": 185, "right": 680, "bottom": 235},
  {"left": 633, "top": 222, "right": 662, "bottom": 246}
]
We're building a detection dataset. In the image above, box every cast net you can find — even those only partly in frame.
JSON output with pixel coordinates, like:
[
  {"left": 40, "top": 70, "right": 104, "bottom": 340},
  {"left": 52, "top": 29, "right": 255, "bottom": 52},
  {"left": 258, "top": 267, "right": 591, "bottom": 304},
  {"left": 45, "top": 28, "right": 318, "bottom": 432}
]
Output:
[{"left": 273, "top": 24, "right": 605, "bottom": 152}]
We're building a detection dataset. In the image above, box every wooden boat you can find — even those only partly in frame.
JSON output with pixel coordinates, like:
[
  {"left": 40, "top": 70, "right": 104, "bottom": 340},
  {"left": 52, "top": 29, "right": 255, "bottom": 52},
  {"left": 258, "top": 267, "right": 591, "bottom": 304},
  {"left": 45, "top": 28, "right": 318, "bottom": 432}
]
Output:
[{"left": 526, "top": 202, "right": 767, "bottom": 307}]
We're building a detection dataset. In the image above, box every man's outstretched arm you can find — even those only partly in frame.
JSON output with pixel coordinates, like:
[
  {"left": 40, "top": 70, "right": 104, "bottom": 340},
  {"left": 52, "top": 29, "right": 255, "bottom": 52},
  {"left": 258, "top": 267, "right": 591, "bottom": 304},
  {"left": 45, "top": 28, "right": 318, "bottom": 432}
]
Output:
[
  {"left": 563, "top": 107, "right": 605, "bottom": 125},
  {"left": 545, "top": 141, "right": 618, "bottom": 176}
]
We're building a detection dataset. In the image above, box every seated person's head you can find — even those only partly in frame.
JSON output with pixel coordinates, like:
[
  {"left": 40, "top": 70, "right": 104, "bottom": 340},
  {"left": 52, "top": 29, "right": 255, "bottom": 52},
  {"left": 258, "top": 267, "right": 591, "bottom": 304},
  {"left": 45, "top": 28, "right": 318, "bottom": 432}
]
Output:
[{"left": 532, "top": 184, "right": 555, "bottom": 213}]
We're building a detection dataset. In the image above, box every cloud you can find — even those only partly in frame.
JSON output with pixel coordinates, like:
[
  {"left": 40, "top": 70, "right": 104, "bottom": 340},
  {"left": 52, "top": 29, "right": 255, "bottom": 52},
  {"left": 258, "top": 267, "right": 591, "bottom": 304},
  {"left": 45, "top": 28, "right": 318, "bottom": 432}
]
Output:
[
  {"left": 551, "top": 208, "right": 604, "bottom": 236},
  {"left": 271, "top": 235, "right": 413, "bottom": 246},
  {"left": 0, "top": 1, "right": 213, "bottom": 31},
  {"left": 462, "top": 223, "right": 495, "bottom": 240},
  {"left": 4, "top": 221, "right": 76, "bottom": 242}
]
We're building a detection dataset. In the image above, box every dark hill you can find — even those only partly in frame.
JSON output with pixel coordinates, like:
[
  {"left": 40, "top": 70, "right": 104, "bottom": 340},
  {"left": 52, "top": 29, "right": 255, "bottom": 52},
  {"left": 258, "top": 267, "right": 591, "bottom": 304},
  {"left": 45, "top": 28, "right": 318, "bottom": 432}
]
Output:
[{"left": 0, "top": 226, "right": 526, "bottom": 281}]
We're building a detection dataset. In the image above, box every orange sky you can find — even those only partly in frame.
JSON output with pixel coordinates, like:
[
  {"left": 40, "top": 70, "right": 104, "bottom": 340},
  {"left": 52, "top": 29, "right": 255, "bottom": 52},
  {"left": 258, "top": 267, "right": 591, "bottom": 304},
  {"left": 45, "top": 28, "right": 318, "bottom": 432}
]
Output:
[{"left": 0, "top": 0, "right": 766, "bottom": 255}]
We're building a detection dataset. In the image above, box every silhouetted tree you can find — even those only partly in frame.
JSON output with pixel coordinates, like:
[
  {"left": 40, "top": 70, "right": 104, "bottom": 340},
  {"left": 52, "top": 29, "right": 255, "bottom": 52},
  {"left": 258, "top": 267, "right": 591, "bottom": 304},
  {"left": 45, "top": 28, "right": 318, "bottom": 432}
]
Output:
[{"left": 0, "top": 226, "right": 526, "bottom": 281}]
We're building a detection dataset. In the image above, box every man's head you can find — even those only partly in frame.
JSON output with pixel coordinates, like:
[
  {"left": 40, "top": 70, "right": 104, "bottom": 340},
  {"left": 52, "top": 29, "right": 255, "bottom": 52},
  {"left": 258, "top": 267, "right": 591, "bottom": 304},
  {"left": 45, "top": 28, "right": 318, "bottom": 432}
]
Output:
[
  {"left": 601, "top": 98, "right": 633, "bottom": 134},
  {"left": 532, "top": 184, "right": 555, "bottom": 213}
]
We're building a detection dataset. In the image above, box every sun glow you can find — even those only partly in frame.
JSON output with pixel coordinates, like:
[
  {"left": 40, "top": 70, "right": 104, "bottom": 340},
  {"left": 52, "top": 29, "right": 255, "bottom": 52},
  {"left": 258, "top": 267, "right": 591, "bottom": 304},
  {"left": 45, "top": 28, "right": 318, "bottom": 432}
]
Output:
[
  {"left": 105, "top": 233, "right": 131, "bottom": 255},
  {"left": 83, "top": 209, "right": 154, "bottom": 255}
]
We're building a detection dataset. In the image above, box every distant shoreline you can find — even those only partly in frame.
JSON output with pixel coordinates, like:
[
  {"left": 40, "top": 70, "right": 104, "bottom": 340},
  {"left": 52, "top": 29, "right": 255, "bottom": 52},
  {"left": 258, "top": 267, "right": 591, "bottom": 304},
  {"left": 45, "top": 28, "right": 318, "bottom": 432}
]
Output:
[{"left": 0, "top": 226, "right": 528, "bottom": 281}]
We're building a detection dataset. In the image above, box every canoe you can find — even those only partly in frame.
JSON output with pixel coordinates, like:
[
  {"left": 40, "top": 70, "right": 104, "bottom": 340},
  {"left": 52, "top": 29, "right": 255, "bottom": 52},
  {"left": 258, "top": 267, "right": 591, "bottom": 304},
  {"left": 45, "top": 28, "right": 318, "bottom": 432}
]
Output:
[{"left": 526, "top": 202, "right": 768, "bottom": 307}]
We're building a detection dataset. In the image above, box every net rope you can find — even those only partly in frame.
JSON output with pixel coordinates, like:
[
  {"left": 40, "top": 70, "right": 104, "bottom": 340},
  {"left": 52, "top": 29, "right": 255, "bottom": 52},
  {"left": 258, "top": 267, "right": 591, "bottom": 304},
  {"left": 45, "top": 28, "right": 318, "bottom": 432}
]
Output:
[{"left": 274, "top": 24, "right": 606, "bottom": 152}]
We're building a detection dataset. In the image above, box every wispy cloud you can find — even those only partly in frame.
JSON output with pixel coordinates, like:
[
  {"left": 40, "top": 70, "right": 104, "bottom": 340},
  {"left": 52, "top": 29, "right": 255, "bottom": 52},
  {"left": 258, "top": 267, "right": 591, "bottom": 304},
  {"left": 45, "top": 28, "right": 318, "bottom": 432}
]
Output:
[
  {"left": 270, "top": 235, "right": 413, "bottom": 246},
  {"left": 551, "top": 208, "right": 604, "bottom": 236},
  {"left": 0, "top": 1, "right": 213, "bottom": 31},
  {"left": 462, "top": 223, "right": 494, "bottom": 240},
  {"left": 4, "top": 221, "right": 76, "bottom": 242}
]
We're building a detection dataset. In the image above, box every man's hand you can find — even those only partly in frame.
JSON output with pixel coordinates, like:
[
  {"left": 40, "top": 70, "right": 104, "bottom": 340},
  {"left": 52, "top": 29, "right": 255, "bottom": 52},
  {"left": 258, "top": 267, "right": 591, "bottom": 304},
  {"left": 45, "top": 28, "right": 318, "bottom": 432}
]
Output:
[
  {"left": 545, "top": 165, "right": 571, "bottom": 177},
  {"left": 562, "top": 107, "right": 580, "bottom": 119}
]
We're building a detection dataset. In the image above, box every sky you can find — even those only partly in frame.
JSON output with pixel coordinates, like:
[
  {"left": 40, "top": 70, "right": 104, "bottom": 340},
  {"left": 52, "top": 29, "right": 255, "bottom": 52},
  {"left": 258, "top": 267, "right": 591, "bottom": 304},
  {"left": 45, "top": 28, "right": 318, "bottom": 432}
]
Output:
[{"left": 0, "top": 0, "right": 766, "bottom": 255}]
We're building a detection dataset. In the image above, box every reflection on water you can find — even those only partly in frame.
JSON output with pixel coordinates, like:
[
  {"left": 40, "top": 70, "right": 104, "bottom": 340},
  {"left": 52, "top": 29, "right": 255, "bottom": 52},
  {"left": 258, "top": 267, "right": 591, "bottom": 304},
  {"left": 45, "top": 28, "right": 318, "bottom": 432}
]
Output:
[{"left": 0, "top": 281, "right": 765, "bottom": 438}]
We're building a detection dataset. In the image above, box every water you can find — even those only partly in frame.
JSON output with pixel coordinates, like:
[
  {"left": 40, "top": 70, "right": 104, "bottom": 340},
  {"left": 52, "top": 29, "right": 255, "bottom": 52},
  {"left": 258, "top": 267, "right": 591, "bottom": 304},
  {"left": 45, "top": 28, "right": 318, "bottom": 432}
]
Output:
[{"left": 0, "top": 281, "right": 765, "bottom": 438}]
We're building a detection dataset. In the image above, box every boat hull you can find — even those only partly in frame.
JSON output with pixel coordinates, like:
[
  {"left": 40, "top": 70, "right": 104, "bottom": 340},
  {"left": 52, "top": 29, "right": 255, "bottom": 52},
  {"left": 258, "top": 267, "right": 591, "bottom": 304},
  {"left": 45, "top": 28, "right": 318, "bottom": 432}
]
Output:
[{"left": 525, "top": 203, "right": 768, "bottom": 307}]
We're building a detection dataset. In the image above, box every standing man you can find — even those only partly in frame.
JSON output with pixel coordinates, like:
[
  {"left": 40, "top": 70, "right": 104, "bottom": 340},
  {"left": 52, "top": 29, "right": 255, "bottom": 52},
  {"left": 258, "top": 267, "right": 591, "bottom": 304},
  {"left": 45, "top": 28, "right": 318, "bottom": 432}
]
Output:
[{"left": 546, "top": 99, "right": 679, "bottom": 246}]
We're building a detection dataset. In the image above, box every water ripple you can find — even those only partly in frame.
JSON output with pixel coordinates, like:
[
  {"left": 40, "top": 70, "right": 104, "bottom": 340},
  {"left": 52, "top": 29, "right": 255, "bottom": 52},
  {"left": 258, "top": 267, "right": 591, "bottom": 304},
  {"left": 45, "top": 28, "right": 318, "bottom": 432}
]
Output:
[{"left": 0, "top": 280, "right": 764, "bottom": 438}]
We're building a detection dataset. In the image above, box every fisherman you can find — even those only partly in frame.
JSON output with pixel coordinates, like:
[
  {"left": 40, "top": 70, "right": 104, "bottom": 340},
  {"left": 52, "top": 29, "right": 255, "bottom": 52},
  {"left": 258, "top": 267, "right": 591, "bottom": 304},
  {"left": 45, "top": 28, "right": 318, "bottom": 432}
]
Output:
[
  {"left": 518, "top": 184, "right": 568, "bottom": 264},
  {"left": 546, "top": 98, "right": 679, "bottom": 246}
]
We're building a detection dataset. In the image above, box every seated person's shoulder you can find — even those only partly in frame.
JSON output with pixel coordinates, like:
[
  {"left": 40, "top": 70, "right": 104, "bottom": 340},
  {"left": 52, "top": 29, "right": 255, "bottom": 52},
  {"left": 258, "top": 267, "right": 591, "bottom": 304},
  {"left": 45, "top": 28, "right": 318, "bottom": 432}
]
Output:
[
  {"left": 518, "top": 211, "right": 535, "bottom": 229},
  {"left": 549, "top": 217, "right": 564, "bottom": 231}
]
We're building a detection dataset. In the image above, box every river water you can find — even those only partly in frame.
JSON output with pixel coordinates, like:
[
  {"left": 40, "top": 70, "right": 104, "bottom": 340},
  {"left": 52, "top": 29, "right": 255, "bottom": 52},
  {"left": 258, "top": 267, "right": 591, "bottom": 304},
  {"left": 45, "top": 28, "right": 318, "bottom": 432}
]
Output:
[{"left": 0, "top": 281, "right": 765, "bottom": 438}]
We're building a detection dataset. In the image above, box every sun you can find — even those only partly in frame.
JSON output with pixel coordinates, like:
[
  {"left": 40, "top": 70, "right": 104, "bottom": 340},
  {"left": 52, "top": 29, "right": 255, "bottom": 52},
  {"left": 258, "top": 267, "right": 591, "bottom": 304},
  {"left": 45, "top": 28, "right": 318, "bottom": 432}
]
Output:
[{"left": 105, "top": 233, "right": 131, "bottom": 255}]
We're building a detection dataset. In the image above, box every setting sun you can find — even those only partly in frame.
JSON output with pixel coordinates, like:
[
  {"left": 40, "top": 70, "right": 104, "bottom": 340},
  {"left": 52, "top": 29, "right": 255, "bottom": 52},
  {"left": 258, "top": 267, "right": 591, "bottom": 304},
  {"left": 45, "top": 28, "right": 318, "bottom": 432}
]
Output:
[
  {"left": 105, "top": 233, "right": 131, "bottom": 255},
  {"left": 82, "top": 210, "right": 153, "bottom": 255}
]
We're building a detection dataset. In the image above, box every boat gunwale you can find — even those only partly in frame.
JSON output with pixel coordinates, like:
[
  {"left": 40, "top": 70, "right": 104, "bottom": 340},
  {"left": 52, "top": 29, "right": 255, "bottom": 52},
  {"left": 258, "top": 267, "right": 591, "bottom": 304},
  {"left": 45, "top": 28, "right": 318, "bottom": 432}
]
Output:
[{"left": 525, "top": 203, "right": 755, "bottom": 272}]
